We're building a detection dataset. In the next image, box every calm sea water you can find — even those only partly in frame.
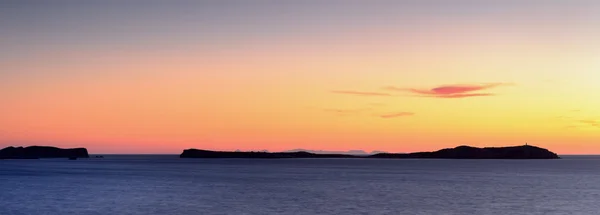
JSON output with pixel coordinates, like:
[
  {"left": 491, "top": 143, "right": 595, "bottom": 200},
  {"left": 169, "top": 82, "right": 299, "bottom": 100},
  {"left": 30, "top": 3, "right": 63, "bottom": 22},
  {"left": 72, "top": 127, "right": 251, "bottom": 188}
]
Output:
[{"left": 1, "top": 155, "right": 599, "bottom": 215}]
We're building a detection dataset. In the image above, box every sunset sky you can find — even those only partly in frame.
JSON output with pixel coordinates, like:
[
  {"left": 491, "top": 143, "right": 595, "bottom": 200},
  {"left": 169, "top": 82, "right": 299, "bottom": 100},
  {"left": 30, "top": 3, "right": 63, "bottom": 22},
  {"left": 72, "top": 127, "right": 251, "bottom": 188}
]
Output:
[{"left": 1, "top": 1, "right": 599, "bottom": 154}]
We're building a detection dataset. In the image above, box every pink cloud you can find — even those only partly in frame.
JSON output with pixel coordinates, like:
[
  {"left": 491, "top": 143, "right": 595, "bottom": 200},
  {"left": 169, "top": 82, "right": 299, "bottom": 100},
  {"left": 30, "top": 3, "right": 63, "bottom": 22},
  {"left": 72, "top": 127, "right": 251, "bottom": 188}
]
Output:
[
  {"left": 384, "top": 83, "right": 510, "bottom": 98},
  {"left": 432, "top": 93, "right": 495, "bottom": 98}
]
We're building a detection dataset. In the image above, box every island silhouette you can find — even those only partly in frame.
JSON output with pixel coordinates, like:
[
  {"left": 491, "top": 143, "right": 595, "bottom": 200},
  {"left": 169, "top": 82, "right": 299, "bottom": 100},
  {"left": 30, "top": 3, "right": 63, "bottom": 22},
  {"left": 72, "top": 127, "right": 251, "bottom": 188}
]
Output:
[
  {"left": 181, "top": 145, "right": 560, "bottom": 159},
  {"left": 284, "top": 149, "right": 383, "bottom": 155},
  {"left": 0, "top": 144, "right": 560, "bottom": 159},
  {"left": 0, "top": 146, "right": 89, "bottom": 159}
]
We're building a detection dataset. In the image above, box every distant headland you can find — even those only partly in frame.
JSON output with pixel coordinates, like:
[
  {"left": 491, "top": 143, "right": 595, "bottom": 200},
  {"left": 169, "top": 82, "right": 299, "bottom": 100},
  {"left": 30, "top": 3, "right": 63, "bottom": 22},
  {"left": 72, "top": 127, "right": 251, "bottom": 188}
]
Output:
[
  {"left": 0, "top": 146, "right": 89, "bottom": 159},
  {"left": 181, "top": 145, "right": 560, "bottom": 159}
]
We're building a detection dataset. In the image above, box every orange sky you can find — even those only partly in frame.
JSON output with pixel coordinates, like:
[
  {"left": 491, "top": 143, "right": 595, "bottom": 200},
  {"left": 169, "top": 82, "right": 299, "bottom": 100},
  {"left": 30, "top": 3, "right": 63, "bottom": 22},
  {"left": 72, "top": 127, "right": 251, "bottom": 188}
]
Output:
[{"left": 1, "top": 1, "right": 599, "bottom": 154}]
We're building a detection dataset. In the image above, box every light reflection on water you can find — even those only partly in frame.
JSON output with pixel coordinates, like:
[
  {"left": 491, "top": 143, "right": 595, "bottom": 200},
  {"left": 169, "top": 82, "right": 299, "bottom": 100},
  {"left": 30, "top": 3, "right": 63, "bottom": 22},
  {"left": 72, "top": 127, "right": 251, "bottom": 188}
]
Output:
[{"left": 1, "top": 155, "right": 599, "bottom": 215}]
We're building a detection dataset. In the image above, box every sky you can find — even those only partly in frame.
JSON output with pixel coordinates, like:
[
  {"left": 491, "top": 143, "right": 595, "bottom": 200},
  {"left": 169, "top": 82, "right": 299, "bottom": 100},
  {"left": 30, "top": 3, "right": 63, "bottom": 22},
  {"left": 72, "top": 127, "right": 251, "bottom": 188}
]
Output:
[{"left": 1, "top": 0, "right": 599, "bottom": 154}]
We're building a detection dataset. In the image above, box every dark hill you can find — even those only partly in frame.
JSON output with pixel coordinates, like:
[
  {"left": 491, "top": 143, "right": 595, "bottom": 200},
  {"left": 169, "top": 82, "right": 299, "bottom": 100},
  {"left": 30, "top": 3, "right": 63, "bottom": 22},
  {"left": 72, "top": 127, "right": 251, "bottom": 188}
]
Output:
[
  {"left": 369, "top": 145, "right": 560, "bottom": 159},
  {"left": 0, "top": 146, "right": 89, "bottom": 159},
  {"left": 180, "top": 149, "right": 356, "bottom": 159},
  {"left": 180, "top": 145, "right": 559, "bottom": 159}
]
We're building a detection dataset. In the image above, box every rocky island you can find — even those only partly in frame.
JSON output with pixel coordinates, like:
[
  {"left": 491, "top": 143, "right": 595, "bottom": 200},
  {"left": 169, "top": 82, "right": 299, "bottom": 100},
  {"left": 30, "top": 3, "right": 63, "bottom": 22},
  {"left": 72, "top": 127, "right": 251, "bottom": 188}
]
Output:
[
  {"left": 181, "top": 145, "right": 559, "bottom": 159},
  {"left": 0, "top": 146, "right": 89, "bottom": 159},
  {"left": 180, "top": 149, "right": 357, "bottom": 159},
  {"left": 369, "top": 145, "right": 560, "bottom": 159}
]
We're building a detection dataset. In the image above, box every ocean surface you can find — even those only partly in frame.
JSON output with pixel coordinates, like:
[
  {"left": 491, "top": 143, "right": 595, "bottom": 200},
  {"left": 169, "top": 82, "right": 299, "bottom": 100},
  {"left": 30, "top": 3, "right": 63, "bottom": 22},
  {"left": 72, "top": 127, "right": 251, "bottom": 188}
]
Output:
[{"left": 1, "top": 155, "right": 599, "bottom": 215}]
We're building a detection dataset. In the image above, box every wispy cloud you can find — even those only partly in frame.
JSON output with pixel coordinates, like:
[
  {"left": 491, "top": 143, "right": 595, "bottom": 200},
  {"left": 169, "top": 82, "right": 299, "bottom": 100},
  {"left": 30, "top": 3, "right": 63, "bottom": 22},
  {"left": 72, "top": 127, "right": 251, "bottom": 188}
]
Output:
[
  {"left": 384, "top": 83, "right": 510, "bottom": 98},
  {"left": 555, "top": 110, "right": 599, "bottom": 129},
  {"left": 331, "top": 90, "right": 392, "bottom": 96},
  {"left": 564, "top": 125, "right": 580, "bottom": 129},
  {"left": 427, "top": 93, "right": 494, "bottom": 98},
  {"left": 555, "top": 115, "right": 571, "bottom": 120},
  {"left": 380, "top": 112, "right": 415, "bottom": 118},
  {"left": 323, "top": 108, "right": 370, "bottom": 115},
  {"left": 579, "top": 120, "right": 599, "bottom": 127}
]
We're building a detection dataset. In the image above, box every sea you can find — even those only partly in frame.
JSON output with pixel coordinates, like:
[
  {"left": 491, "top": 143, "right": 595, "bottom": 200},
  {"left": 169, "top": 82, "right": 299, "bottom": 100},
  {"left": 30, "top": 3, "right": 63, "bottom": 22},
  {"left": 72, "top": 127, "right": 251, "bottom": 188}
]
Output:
[{"left": 1, "top": 155, "right": 599, "bottom": 215}]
